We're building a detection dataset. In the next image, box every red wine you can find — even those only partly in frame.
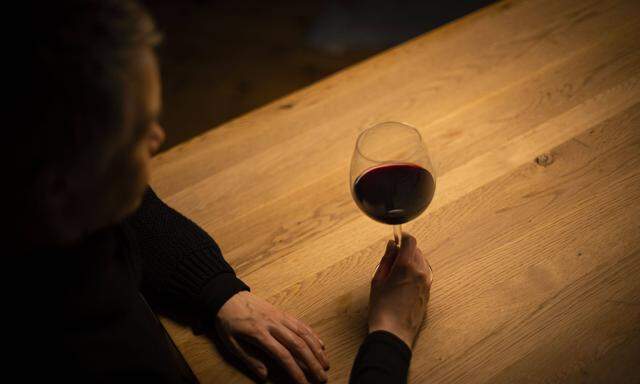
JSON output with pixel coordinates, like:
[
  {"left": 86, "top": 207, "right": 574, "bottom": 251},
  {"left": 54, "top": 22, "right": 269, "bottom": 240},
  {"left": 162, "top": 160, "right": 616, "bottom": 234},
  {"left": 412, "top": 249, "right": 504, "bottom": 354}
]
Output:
[{"left": 352, "top": 163, "right": 435, "bottom": 225}]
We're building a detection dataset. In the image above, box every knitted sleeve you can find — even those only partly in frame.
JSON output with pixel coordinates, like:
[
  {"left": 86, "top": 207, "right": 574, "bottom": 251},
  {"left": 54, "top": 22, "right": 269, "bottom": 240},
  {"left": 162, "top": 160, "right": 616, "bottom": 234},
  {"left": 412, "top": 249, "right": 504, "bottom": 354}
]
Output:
[
  {"left": 349, "top": 331, "right": 412, "bottom": 384},
  {"left": 122, "top": 188, "right": 249, "bottom": 322}
]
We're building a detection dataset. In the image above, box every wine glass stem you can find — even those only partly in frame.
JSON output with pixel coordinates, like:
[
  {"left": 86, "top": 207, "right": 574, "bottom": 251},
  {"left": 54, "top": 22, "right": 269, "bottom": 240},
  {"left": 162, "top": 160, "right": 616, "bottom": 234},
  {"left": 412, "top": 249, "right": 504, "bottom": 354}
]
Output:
[{"left": 393, "top": 224, "right": 402, "bottom": 248}]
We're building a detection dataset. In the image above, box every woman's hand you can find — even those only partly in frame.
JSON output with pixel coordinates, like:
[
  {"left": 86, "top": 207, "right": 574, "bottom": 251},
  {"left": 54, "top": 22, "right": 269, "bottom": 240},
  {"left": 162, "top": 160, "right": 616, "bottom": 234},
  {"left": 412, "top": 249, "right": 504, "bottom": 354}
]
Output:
[
  {"left": 216, "top": 291, "right": 330, "bottom": 383},
  {"left": 368, "top": 234, "right": 433, "bottom": 349}
]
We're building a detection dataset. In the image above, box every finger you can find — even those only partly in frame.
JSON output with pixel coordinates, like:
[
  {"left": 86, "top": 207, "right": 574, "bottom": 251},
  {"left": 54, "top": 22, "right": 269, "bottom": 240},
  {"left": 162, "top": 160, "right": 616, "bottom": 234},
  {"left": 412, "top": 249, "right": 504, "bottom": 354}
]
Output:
[
  {"left": 226, "top": 334, "right": 268, "bottom": 380},
  {"left": 413, "top": 248, "right": 433, "bottom": 281},
  {"left": 256, "top": 332, "right": 310, "bottom": 384},
  {"left": 414, "top": 247, "right": 427, "bottom": 270},
  {"left": 284, "top": 316, "right": 330, "bottom": 370},
  {"left": 286, "top": 316, "right": 329, "bottom": 364},
  {"left": 395, "top": 233, "right": 417, "bottom": 267},
  {"left": 373, "top": 240, "right": 398, "bottom": 282},
  {"left": 271, "top": 325, "right": 328, "bottom": 383},
  {"left": 424, "top": 254, "right": 434, "bottom": 286},
  {"left": 303, "top": 320, "right": 326, "bottom": 350}
]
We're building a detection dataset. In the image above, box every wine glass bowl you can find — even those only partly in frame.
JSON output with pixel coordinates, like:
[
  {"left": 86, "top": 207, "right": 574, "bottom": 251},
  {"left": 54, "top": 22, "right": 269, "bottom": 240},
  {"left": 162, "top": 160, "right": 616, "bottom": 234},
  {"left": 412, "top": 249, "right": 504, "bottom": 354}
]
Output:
[{"left": 350, "top": 122, "right": 435, "bottom": 245}]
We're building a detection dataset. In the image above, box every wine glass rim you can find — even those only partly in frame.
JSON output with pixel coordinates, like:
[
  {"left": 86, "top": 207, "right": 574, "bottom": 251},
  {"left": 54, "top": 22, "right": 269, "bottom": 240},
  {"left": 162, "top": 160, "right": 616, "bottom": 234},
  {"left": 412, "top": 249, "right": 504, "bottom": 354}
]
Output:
[{"left": 355, "top": 121, "right": 425, "bottom": 163}]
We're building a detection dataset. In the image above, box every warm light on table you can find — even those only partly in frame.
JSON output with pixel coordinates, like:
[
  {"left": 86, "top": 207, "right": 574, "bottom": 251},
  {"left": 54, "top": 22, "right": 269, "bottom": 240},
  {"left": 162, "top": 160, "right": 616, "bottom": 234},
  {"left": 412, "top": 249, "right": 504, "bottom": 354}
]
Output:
[{"left": 151, "top": 0, "right": 640, "bottom": 381}]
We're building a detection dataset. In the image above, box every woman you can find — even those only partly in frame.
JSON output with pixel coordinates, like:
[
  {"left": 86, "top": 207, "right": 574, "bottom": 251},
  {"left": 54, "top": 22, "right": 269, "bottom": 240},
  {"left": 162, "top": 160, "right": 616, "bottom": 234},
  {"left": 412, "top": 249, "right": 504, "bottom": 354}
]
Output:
[{"left": 18, "top": 1, "right": 432, "bottom": 382}]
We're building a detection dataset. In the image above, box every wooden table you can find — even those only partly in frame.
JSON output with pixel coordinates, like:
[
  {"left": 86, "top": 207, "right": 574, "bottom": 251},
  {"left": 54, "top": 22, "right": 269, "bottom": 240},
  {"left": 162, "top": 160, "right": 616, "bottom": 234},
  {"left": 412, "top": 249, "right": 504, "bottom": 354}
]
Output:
[{"left": 151, "top": 0, "right": 640, "bottom": 382}]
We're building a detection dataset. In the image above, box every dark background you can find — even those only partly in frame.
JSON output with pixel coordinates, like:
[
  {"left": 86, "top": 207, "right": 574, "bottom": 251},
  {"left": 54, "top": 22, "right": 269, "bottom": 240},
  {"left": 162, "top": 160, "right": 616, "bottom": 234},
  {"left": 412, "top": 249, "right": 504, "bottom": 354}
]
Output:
[{"left": 142, "top": 0, "right": 496, "bottom": 150}]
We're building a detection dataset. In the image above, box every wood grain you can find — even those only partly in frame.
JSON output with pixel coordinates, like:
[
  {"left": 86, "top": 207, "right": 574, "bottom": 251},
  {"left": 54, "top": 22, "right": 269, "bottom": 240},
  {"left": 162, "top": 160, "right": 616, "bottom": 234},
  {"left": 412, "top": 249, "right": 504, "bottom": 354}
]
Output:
[{"left": 151, "top": 0, "right": 640, "bottom": 382}]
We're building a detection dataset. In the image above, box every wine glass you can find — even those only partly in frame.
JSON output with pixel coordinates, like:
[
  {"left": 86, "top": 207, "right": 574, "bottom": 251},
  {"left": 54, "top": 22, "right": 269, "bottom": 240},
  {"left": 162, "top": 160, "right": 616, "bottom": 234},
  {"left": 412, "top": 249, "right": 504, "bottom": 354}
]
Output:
[{"left": 350, "top": 122, "right": 436, "bottom": 247}]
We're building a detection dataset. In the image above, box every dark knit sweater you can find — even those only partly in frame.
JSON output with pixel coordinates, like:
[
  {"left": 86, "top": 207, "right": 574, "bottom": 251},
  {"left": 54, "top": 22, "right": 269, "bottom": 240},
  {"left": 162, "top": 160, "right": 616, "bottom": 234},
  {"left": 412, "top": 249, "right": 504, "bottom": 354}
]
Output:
[
  {"left": 23, "top": 188, "right": 410, "bottom": 383},
  {"left": 350, "top": 330, "right": 412, "bottom": 383}
]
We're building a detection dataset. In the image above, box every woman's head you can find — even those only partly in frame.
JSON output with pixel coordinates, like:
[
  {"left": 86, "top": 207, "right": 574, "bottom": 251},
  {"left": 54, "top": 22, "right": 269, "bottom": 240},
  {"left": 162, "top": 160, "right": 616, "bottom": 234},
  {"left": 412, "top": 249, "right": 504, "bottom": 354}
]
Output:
[{"left": 18, "top": 0, "right": 164, "bottom": 246}]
